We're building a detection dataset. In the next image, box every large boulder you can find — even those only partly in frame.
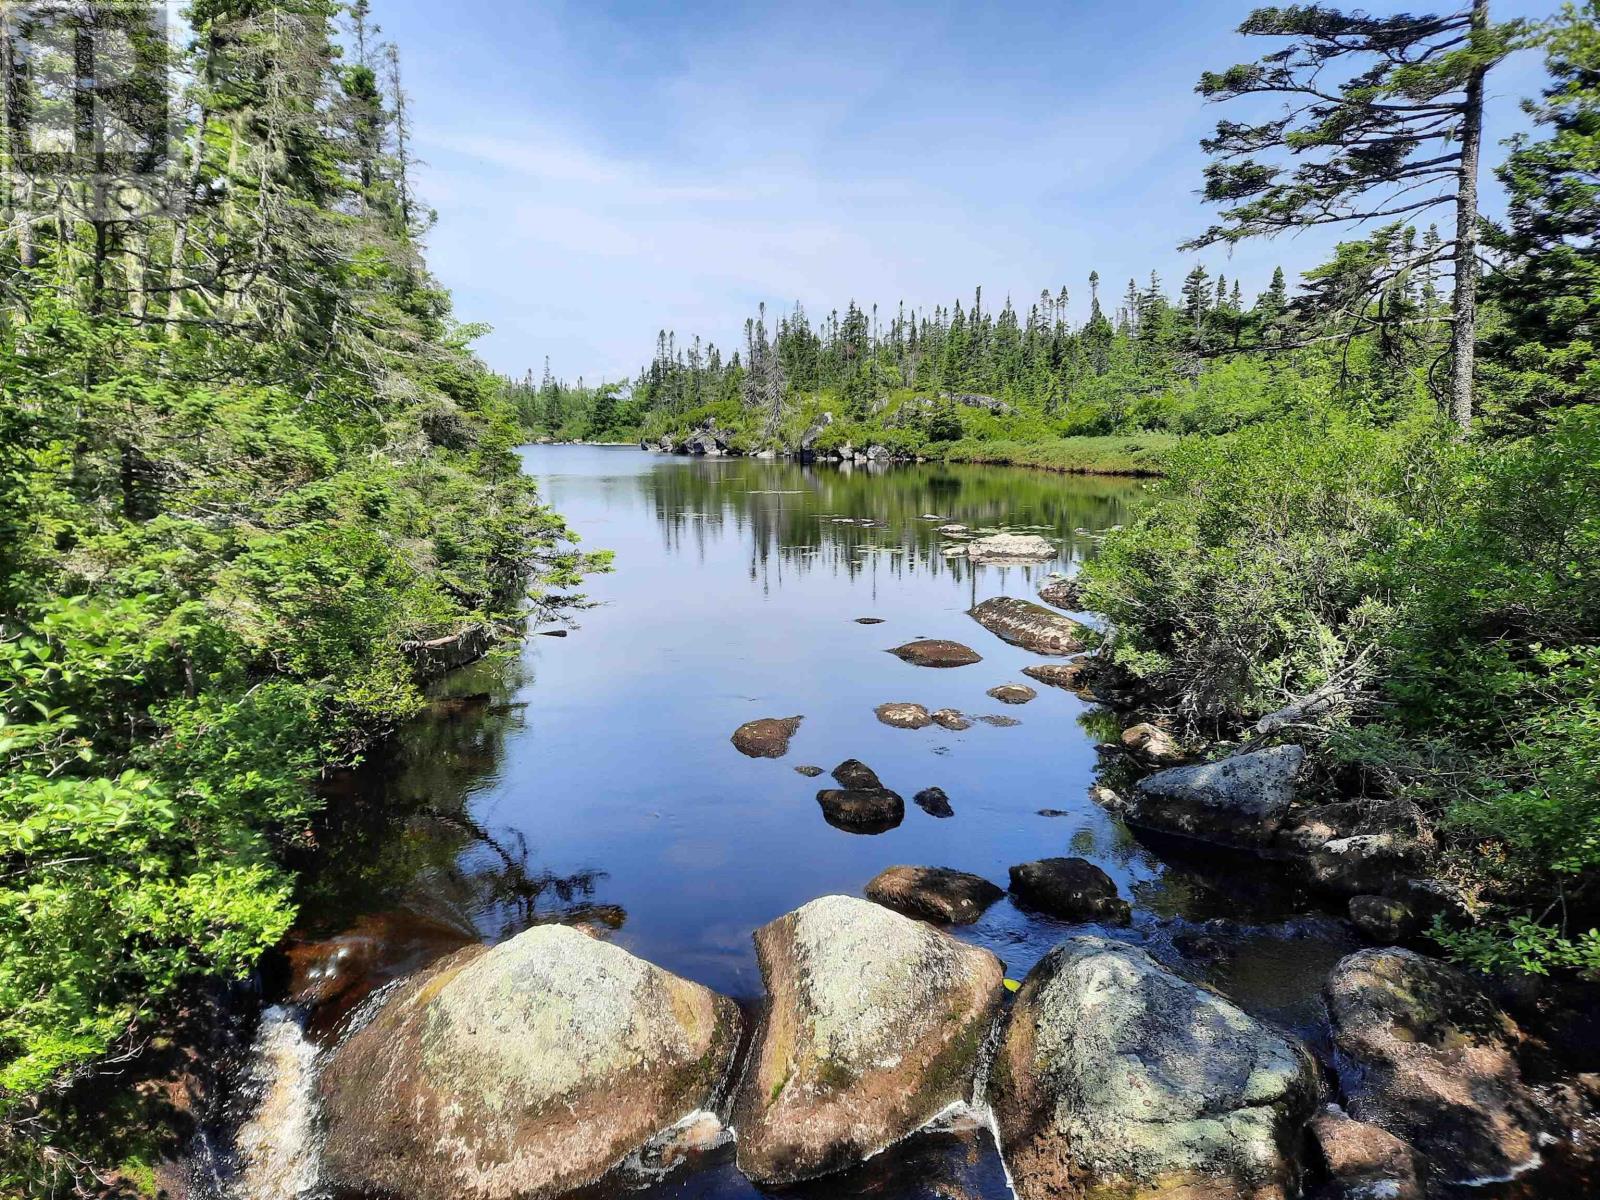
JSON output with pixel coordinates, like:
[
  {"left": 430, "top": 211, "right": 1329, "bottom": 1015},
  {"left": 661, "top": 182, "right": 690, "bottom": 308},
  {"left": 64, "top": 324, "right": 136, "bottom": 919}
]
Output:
[
  {"left": 1324, "top": 948, "right": 1544, "bottom": 1185},
  {"left": 733, "top": 896, "right": 1005, "bottom": 1184},
  {"left": 1007, "top": 858, "right": 1130, "bottom": 926},
  {"left": 968, "top": 597, "right": 1086, "bottom": 655},
  {"left": 890, "top": 639, "right": 983, "bottom": 668},
  {"left": 1125, "top": 745, "right": 1306, "bottom": 849},
  {"left": 731, "top": 716, "right": 802, "bottom": 758},
  {"left": 319, "top": 926, "right": 742, "bottom": 1200},
  {"left": 866, "top": 866, "right": 1004, "bottom": 925},
  {"left": 991, "top": 937, "right": 1318, "bottom": 1200},
  {"left": 965, "top": 533, "right": 1056, "bottom": 564}
]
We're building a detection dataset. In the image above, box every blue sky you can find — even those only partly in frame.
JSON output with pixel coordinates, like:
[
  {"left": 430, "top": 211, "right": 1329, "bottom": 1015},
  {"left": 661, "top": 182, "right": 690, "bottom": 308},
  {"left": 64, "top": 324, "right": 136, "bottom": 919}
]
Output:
[{"left": 371, "top": 0, "right": 1558, "bottom": 383}]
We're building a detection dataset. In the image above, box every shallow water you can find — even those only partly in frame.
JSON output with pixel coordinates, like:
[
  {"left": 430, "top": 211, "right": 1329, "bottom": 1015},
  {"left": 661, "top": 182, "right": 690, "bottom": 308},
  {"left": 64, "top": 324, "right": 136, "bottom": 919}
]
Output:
[{"left": 235, "top": 447, "right": 1381, "bottom": 1199}]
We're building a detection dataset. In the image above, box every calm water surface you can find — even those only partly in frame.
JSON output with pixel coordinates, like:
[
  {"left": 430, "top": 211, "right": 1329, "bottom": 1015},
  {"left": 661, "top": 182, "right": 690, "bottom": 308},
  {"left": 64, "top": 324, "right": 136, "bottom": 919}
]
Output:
[{"left": 265, "top": 446, "right": 1372, "bottom": 1200}]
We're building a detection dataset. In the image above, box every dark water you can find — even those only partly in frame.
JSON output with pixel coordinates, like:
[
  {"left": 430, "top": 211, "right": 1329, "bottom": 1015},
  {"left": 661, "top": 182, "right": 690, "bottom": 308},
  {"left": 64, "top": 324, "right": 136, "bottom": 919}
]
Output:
[{"left": 241, "top": 447, "right": 1384, "bottom": 1200}]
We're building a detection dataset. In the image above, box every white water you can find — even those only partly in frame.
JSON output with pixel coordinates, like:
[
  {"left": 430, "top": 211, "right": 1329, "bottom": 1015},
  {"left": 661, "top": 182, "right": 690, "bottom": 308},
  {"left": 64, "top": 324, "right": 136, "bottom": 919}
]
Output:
[{"left": 231, "top": 1006, "right": 324, "bottom": 1200}]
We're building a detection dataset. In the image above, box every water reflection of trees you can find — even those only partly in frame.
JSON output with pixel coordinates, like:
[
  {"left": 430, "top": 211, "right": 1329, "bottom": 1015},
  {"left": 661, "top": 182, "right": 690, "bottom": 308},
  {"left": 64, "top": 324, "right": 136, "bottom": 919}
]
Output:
[
  {"left": 641, "top": 459, "right": 1145, "bottom": 590},
  {"left": 293, "top": 656, "right": 618, "bottom": 944}
]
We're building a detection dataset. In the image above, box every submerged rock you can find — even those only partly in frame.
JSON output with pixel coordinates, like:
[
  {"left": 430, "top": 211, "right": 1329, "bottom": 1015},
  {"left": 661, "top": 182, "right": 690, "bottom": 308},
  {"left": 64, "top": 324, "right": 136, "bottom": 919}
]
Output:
[
  {"left": 817, "top": 788, "right": 904, "bottom": 833},
  {"left": 914, "top": 786, "right": 955, "bottom": 818},
  {"left": 1119, "top": 721, "right": 1184, "bottom": 765},
  {"left": 987, "top": 683, "right": 1037, "bottom": 705},
  {"left": 794, "top": 764, "right": 824, "bottom": 778},
  {"left": 866, "top": 866, "right": 1004, "bottom": 924},
  {"left": 1007, "top": 857, "right": 1130, "bottom": 925},
  {"left": 890, "top": 639, "right": 983, "bottom": 668},
  {"left": 1310, "top": 1103, "right": 1422, "bottom": 1200},
  {"left": 978, "top": 713, "right": 1021, "bottom": 727},
  {"left": 1125, "top": 745, "right": 1305, "bottom": 849},
  {"left": 1037, "top": 576, "right": 1083, "bottom": 610},
  {"left": 731, "top": 715, "right": 803, "bottom": 758},
  {"left": 831, "top": 758, "right": 883, "bottom": 790},
  {"left": 875, "top": 701, "right": 933, "bottom": 729},
  {"left": 991, "top": 936, "right": 1318, "bottom": 1200},
  {"left": 319, "top": 926, "right": 742, "bottom": 1200},
  {"left": 733, "top": 896, "right": 1005, "bottom": 1184},
  {"left": 1325, "top": 948, "right": 1544, "bottom": 1185},
  {"left": 965, "top": 533, "right": 1056, "bottom": 564},
  {"left": 855, "top": 617, "right": 886, "bottom": 625},
  {"left": 967, "top": 597, "right": 1086, "bottom": 655},
  {"left": 931, "top": 708, "right": 972, "bottom": 731}
]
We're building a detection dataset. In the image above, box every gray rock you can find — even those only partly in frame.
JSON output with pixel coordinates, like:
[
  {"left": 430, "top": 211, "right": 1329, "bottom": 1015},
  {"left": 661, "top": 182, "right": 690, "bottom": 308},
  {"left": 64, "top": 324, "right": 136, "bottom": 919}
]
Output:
[
  {"left": 1309, "top": 833, "right": 1427, "bottom": 897},
  {"left": 991, "top": 936, "right": 1318, "bottom": 1200},
  {"left": 1126, "top": 745, "right": 1306, "bottom": 848},
  {"left": 965, "top": 533, "right": 1057, "bottom": 564},
  {"left": 1325, "top": 948, "right": 1544, "bottom": 1185},
  {"left": 1007, "top": 858, "right": 1130, "bottom": 925},
  {"left": 987, "top": 683, "right": 1037, "bottom": 705},
  {"left": 320, "top": 926, "right": 742, "bottom": 1200},
  {"left": 875, "top": 701, "right": 933, "bottom": 729},
  {"left": 794, "top": 765, "right": 824, "bottom": 778},
  {"left": 733, "top": 896, "right": 1005, "bottom": 1184},
  {"left": 967, "top": 597, "right": 1085, "bottom": 655},
  {"left": 1348, "top": 895, "right": 1421, "bottom": 944},
  {"left": 889, "top": 639, "right": 983, "bottom": 668},
  {"left": 866, "top": 866, "right": 1004, "bottom": 924},
  {"left": 913, "top": 786, "right": 954, "bottom": 818},
  {"left": 1037, "top": 577, "right": 1083, "bottom": 611},
  {"left": 817, "top": 788, "right": 904, "bottom": 833},
  {"left": 731, "top": 716, "right": 803, "bottom": 759}
]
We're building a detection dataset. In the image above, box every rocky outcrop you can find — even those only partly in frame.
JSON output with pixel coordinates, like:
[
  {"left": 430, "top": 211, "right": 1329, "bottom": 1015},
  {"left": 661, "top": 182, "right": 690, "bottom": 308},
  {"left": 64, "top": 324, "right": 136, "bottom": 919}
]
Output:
[
  {"left": 1124, "top": 745, "right": 1306, "bottom": 849},
  {"left": 967, "top": 597, "right": 1086, "bottom": 655},
  {"left": 1007, "top": 858, "right": 1130, "bottom": 925},
  {"left": 731, "top": 716, "right": 803, "bottom": 758},
  {"left": 1310, "top": 1104, "right": 1422, "bottom": 1200},
  {"left": 991, "top": 936, "right": 1318, "bottom": 1200},
  {"left": 914, "top": 786, "right": 954, "bottom": 817},
  {"left": 1324, "top": 948, "right": 1544, "bottom": 1185},
  {"left": 875, "top": 702, "right": 933, "bottom": 729},
  {"left": 1119, "top": 721, "right": 1184, "bottom": 765},
  {"left": 866, "top": 866, "right": 1004, "bottom": 924},
  {"left": 987, "top": 683, "right": 1037, "bottom": 705},
  {"left": 319, "top": 926, "right": 742, "bottom": 1200},
  {"left": 1037, "top": 577, "right": 1083, "bottom": 611},
  {"left": 817, "top": 788, "right": 904, "bottom": 833},
  {"left": 733, "top": 896, "right": 1005, "bottom": 1185},
  {"left": 889, "top": 639, "right": 984, "bottom": 668},
  {"left": 965, "top": 533, "right": 1057, "bottom": 564}
]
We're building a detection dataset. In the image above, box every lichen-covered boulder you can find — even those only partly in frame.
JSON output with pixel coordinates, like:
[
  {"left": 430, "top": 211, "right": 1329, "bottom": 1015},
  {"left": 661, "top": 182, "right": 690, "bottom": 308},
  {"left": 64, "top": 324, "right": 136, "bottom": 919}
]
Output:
[
  {"left": 967, "top": 597, "right": 1086, "bottom": 655},
  {"left": 1324, "top": 948, "right": 1544, "bottom": 1185},
  {"left": 1125, "top": 745, "right": 1305, "bottom": 848},
  {"left": 866, "top": 866, "right": 1004, "bottom": 924},
  {"left": 890, "top": 639, "right": 983, "bottom": 668},
  {"left": 733, "top": 896, "right": 1005, "bottom": 1185},
  {"left": 932, "top": 708, "right": 972, "bottom": 730},
  {"left": 991, "top": 936, "right": 1318, "bottom": 1200},
  {"left": 1007, "top": 858, "right": 1130, "bottom": 926},
  {"left": 319, "top": 926, "right": 742, "bottom": 1200},
  {"left": 1347, "top": 896, "right": 1420, "bottom": 944},
  {"left": 731, "top": 716, "right": 803, "bottom": 758}
]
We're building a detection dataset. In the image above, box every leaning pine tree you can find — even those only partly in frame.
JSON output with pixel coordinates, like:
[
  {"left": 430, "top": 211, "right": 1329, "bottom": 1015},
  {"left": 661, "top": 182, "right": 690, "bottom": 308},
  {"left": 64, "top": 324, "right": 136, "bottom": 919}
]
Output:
[{"left": 1186, "top": 3, "right": 1524, "bottom": 430}]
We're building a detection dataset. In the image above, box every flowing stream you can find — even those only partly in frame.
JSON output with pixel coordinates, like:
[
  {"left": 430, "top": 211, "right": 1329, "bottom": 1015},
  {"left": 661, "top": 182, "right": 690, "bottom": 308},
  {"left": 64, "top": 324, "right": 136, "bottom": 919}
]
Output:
[{"left": 212, "top": 446, "right": 1475, "bottom": 1200}]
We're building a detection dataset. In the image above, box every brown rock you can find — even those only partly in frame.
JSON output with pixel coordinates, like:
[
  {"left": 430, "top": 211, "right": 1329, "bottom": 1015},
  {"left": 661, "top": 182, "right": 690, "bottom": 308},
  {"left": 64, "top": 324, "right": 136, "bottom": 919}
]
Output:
[
  {"left": 978, "top": 714, "right": 1021, "bottom": 727},
  {"left": 875, "top": 701, "right": 933, "bottom": 729},
  {"left": 1120, "top": 721, "right": 1183, "bottom": 764},
  {"left": 732, "top": 715, "right": 803, "bottom": 758},
  {"left": 1038, "top": 577, "right": 1084, "bottom": 610},
  {"left": 1310, "top": 1104, "right": 1422, "bottom": 1200},
  {"left": 1007, "top": 857, "right": 1131, "bottom": 925},
  {"left": 831, "top": 758, "right": 883, "bottom": 790},
  {"left": 855, "top": 617, "right": 885, "bottom": 624},
  {"left": 817, "top": 788, "right": 904, "bottom": 833},
  {"left": 866, "top": 866, "right": 1004, "bottom": 924},
  {"left": 932, "top": 708, "right": 972, "bottom": 730},
  {"left": 733, "top": 896, "right": 1005, "bottom": 1184},
  {"left": 794, "top": 765, "right": 824, "bottom": 778},
  {"left": 1348, "top": 895, "right": 1421, "bottom": 944},
  {"left": 889, "top": 639, "right": 983, "bottom": 668},
  {"left": 967, "top": 596, "right": 1086, "bottom": 655},
  {"left": 1022, "top": 660, "right": 1093, "bottom": 693},
  {"left": 987, "top": 683, "right": 1038, "bottom": 705}
]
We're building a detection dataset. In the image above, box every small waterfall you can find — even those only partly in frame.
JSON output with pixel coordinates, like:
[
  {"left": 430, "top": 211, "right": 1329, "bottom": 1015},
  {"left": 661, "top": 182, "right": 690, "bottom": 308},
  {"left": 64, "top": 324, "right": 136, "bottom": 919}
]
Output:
[{"left": 231, "top": 1005, "right": 325, "bottom": 1200}]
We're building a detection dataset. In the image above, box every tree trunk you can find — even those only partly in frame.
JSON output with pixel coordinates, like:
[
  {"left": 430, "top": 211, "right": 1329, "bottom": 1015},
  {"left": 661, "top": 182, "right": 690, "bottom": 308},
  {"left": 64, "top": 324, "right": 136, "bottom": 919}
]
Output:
[{"left": 1448, "top": 0, "right": 1488, "bottom": 434}]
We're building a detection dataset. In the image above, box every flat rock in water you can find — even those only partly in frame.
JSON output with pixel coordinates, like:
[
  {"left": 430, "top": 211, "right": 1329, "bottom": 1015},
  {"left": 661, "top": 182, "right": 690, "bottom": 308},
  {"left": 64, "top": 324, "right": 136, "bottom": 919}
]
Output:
[
  {"left": 978, "top": 714, "right": 1021, "bottom": 727},
  {"left": 854, "top": 617, "right": 885, "bottom": 625},
  {"left": 731, "top": 716, "right": 803, "bottom": 758},
  {"left": 1324, "top": 948, "right": 1544, "bottom": 1184},
  {"left": 987, "top": 683, "right": 1037, "bottom": 705},
  {"left": 1007, "top": 857, "right": 1130, "bottom": 925},
  {"left": 875, "top": 701, "right": 933, "bottom": 729},
  {"left": 794, "top": 765, "right": 824, "bottom": 778},
  {"left": 965, "top": 533, "right": 1056, "bottom": 564},
  {"left": 1037, "top": 577, "right": 1083, "bottom": 610},
  {"left": 1021, "top": 661, "right": 1092, "bottom": 692},
  {"left": 913, "top": 786, "right": 954, "bottom": 818},
  {"left": 733, "top": 896, "right": 1005, "bottom": 1184},
  {"left": 1125, "top": 745, "right": 1305, "bottom": 849},
  {"left": 991, "top": 936, "right": 1318, "bottom": 1200},
  {"left": 889, "top": 639, "right": 983, "bottom": 668},
  {"left": 968, "top": 597, "right": 1086, "bottom": 655},
  {"left": 865, "top": 866, "right": 1004, "bottom": 924},
  {"left": 831, "top": 758, "right": 883, "bottom": 790},
  {"left": 319, "top": 926, "right": 742, "bottom": 1200},
  {"left": 931, "top": 708, "right": 971, "bottom": 731},
  {"left": 817, "top": 788, "right": 904, "bottom": 834}
]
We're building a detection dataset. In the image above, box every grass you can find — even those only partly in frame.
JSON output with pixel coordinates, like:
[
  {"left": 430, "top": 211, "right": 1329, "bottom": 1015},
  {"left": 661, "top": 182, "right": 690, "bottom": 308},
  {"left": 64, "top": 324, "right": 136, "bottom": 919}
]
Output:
[{"left": 940, "top": 435, "right": 1176, "bottom": 476}]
